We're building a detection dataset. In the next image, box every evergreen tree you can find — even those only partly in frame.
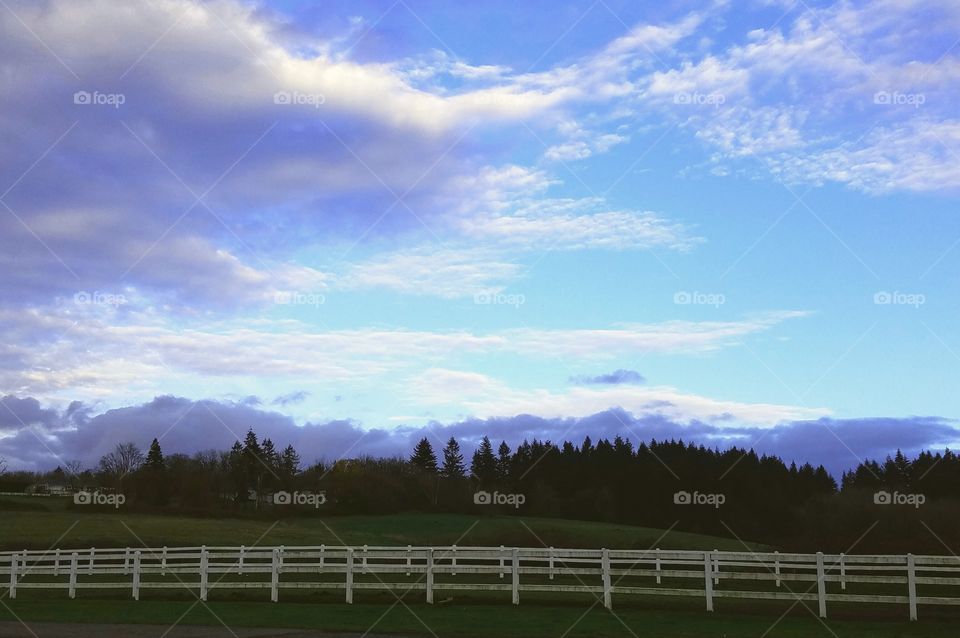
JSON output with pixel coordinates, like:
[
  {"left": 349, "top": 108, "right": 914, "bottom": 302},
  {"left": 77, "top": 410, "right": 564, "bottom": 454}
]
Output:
[
  {"left": 242, "top": 429, "right": 267, "bottom": 509},
  {"left": 496, "top": 441, "right": 512, "bottom": 481},
  {"left": 139, "top": 438, "right": 167, "bottom": 506},
  {"left": 145, "top": 438, "right": 165, "bottom": 470},
  {"left": 226, "top": 441, "right": 246, "bottom": 504},
  {"left": 243, "top": 429, "right": 262, "bottom": 460},
  {"left": 471, "top": 436, "right": 497, "bottom": 483},
  {"left": 440, "top": 437, "right": 465, "bottom": 479},
  {"left": 261, "top": 438, "right": 280, "bottom": 473},
  {"left": 280, "top": 445, "right": 300, "bottom": 479},
  {"left": 410, "top": 437, "right": 438, "bottom": 473}
]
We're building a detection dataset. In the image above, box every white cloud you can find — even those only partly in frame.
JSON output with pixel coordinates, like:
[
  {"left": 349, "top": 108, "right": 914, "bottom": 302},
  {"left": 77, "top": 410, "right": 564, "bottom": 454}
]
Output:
[
  {"left": 459, "top": 198, "right": 699, "bottom": 252},
  {"left": 502, "top": 312, "right": 811, "bottom": 358},
  {"left": 0, "top": 308, "right": 808, "bottom": 400},
  {"left": 338, "top": 247, "right": 521, "bottom": 298},
  {"left": 658, "top": 0, "right": 960, "bottom": 192},
  {"left": 409, "top": 368, "right": 828, "bottom": 427},
  {"left": 768, "top": 119, "right": 960, "bottom": 193},
  {"left": 544, "top": 131, "right": 629, "bottom": 162}
]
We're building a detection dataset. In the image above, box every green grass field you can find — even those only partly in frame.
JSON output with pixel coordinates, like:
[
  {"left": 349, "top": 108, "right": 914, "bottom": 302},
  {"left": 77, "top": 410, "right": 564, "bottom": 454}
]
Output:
[
  {"left": 1, "top": 596, "right": 955, "bottom": 637},
  {"left": 0, "top": 495, "right": 762, "bottom": 552},
  {"left": 1, "top": 496, "right": 955, "bottom": 637}
]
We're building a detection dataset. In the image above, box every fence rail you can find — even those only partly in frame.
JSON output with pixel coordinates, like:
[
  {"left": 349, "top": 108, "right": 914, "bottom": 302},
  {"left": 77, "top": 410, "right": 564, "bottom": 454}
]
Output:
[{"left": 2, "top": 545, "right": 959, "bottom": 620}]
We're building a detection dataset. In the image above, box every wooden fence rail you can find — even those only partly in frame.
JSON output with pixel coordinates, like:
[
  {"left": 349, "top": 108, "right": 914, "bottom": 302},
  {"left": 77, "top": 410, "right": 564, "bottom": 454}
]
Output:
[{"left": 2, "top": 545, "right": 959, "bottom": 620}]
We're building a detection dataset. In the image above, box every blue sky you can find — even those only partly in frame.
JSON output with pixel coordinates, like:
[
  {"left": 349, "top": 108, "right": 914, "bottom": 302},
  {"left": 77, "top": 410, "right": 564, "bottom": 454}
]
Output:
[{"left": 1, "top": 0, "right": 959, "bottom": 474}]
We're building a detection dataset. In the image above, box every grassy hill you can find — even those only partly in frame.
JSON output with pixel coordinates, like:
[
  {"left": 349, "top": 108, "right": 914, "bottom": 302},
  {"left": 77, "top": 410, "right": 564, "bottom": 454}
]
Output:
[
  {"left": 2, "top": 598, "right": 954, "bottom": 637},
  {"left": 0, "top": 496, "right": 762, "bottom": 551},
  {"left": 3, "top": 497, "right": 956, "bottom": 637}
]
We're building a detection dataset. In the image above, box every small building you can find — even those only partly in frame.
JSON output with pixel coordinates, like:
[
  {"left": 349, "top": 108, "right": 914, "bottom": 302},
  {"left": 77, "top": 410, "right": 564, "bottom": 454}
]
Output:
[{"left": 26, "top": 482, "right": 72, "bottom": 496}]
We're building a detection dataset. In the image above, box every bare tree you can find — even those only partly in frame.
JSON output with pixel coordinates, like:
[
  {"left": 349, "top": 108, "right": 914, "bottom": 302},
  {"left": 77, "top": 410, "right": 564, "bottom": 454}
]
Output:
[
  {"left": 98, "top": 442, "right": 144, "bottom": 481},
  {"left": 64, "top": 460, "right": 84, "bottom": 485},
  {"left": 0, "top": 456, "right": 6, "bottom": 475}
]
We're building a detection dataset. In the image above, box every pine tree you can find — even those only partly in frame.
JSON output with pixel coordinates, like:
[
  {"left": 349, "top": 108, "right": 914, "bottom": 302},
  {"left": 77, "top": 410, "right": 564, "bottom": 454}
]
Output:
[
  {"left": 440, "top": 437, "right": 465, "bottom": 479},
  {"left": 280, "top": 445, "right": 301, "bottom": 479},
  {"left": 228, "top": 441, "right": 246, "bottom": 504},
  {"left": 471, "top": 436, "right": 497, "bottom": 483},
  {"left": 145, "top": 438, "right": 165, "bottom": 470},
  {"left": 242, "top": 429, "right": 267, "bottom": 509},
  {"left": 243, "top": 429, "right": 262, "bottom": 459},
  {"left": 261, "top": 438, "right": 279, "bottom": 470},
  {"left": 410, "top": 437, "right": 438, "bottom": 474},
  {"left": 141, "top": 438, "right": 167, "bottom": 506},
  {"left": 496, "top": 441, "right": 512, "bottom": 481}
]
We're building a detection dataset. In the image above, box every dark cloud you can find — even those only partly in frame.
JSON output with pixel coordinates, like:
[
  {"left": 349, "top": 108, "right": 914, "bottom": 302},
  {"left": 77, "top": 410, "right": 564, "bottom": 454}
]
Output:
[
  {"left": 0, "top": 395, "right": 61, "bottom": 431},
  {"left": 0, "top": 0, "right": 494, "bottom": 312},
  {"left": 3, "top": 395, "right": 958, "bottom": 480},
  {"left": 570, "top": 369, "right": 645, "bottom": 385},
  {"left": 272, "top": 391, "right": 310, "bottom": 406}
]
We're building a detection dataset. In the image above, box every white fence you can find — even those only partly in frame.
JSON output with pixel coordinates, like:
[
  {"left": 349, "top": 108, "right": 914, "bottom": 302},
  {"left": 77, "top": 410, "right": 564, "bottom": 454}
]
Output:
[{"left": 2, "top": 545, "right": 959, "bottom": 620}]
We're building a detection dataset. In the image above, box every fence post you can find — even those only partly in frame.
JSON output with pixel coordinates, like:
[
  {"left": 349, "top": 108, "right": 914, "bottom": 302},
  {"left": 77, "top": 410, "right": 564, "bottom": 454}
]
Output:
[
  {"left": 907, "top": 553, "right": 918, "bottom": 621},
  {"left": 549, "top": 547, "right": 555, "bottom": 580},
  {"left": 499, "top": 545, "right": 505, "bottom": 579},
  {"left": 774, "top": 551, "right": 781, "bottom": 587},
  {"left": 406, "top": 544, "right": 411, "bottom": 577},
  {"left": 132, "top": 550, "right": 141, "bottom": 600},
  {"left": 161, "top": 546, "right": 167, "bottom": 576},
  {"left": 8, "top": 554, "right": 16, "bottom": 600},
  {"left": 655, "top": 548, "right": 662, "bottom": 585},
  {"left": 270, "top": 548, "right": 279, "bottom": 603},
  {"left": 703, "top": 551, "right": 713, "bottom": 612},
  {"left": 124, "top": 547, "right": 131, "bottom": 575},
  {"left": 278, "top": 545, "right": 284, "bottom": 575},
  {"left": 816, "top": 552, "right": 826, "bottom": 618},
  {"left": 54, "top": 548, "right": 61, "bottom": 576},
  {"left": 451, "top": 544, "right": 457, "bottom": 576},
  {"left": 238, "top": 545, "right": 245, "bottom": 575},
  {"left": 320, "top": 544, "right": 325, "bottom": 572},
  {"left": 69, "top": 552, "right": 78, "bottom": 599},
  {"left": 89, "top": 547, "right": 95, "bottom": 575},
  {"left": 511, "top": 548, "right": 520, "bottom": 605},
  {"left": 362, "top": 544, "right": 368, "bottom": 574},
  {"left": 839, "top": 553, "right": 846, "bottom": 591},
  {"left": 345, "top": 548, "right": 354, "bottom": 604},
  {"left": 426, "top": 548, "right": 434, "bottom": 604},
  {"left": 602, "top": 548, "right": 612, "bottom": 610},
  {"left": 199, "top": 545, "right": 209, "bottom": 602},
  {"left": 713, "top": 549, "right": 720, "bottom": 586}
]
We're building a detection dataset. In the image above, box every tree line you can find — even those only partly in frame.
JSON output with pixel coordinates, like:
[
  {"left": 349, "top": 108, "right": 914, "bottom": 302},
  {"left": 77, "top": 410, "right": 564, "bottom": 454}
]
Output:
[{"left": 3, "top": 433, "right": 960, "bottom": 553}]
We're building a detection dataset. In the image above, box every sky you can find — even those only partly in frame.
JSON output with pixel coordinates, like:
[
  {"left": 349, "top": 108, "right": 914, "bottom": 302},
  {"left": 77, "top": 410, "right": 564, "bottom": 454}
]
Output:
[{"left": 1, "top": 0, "right": 959, "bottom": 477}]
